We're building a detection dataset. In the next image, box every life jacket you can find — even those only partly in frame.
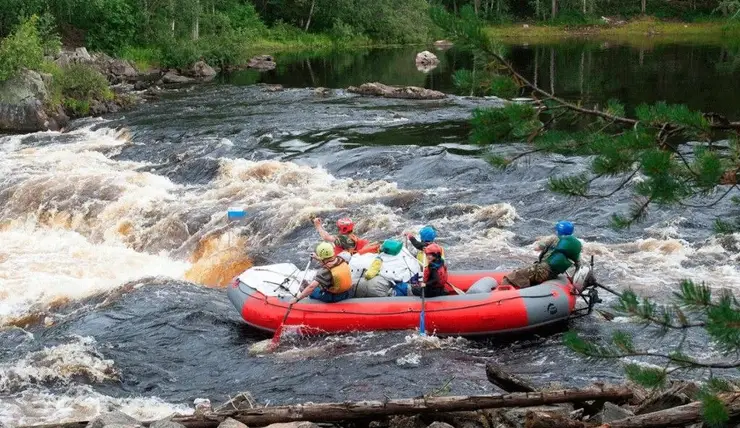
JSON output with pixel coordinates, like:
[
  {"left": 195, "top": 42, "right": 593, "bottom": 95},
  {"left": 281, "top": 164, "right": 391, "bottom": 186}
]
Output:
[
  {"left": 323, "top": 258, "right": 352, "bottom": 294},
  {"left": 545, "top": 235, "right": 582, "bottom": 274},
  {"left": 357, "top": 241, "right": 380, "bottom": 255},
  {"left": 423, "top": 262, "right": 448, "bottom": 293},
  {"left": 333, "top": 233, "right": 368, "bottom": 255},
  {"left": 416, "top": 242, "right": 446, "bottom": 266}
]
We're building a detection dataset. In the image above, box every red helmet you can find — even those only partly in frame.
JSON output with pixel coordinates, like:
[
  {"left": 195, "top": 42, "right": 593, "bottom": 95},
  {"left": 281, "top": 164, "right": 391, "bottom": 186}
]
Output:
[
  {"left": 336, "top": 217, "right": 354, "bottom": 234},
  {"left": 423, "top": 243, "right": 443, "bottom": 255}
]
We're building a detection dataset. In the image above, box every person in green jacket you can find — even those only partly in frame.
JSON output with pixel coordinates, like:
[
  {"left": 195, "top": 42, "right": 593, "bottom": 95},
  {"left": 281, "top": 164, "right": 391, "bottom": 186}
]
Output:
[{"left": 502, "top": 221, "right": 582, "bottom": 289}]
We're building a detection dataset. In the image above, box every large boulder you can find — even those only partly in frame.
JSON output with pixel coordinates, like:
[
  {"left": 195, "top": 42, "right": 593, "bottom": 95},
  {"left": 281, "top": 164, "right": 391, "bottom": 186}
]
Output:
[
  {"left": 218, "top": 418, "right": 248, "bottom": 428},
  {"left": 347, "top": 82, "right": 446, "bottom": 100},
  {"left": 247, "top": 55, "right": 276, "bottom": 71},
  {"left": 187, "top": 61, "right": 217, "bottom": 79},
  {"left": 162, "top": 71, "right": 196, "bottom": 84},
  {"left": 0, "top": 69, "right": 66, "bottom": 132},
  {"left": 415, "top": 50, "right": 440, "bottom": 73},
  {"left": 56, "top": 47, "right": 93, "bottom": 67},
  {"left": 85, "top": 411, "right": 143, "bottom": 428},
  {"left": 90, "top": 53, "right": 138, "bottom": 83},
  {"left": 149, "top": 418, "right": 186, "bottom": 428}
]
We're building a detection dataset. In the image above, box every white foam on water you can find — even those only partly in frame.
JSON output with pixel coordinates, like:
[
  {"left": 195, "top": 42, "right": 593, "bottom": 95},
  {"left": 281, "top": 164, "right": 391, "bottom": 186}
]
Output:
[
  {"left": 0, "top": 385, "right": 193, "bottom": 428},
  {"left": 0, "top": 336, "right": 118, "bottom": 391},
  {"left": 0, "top": 223, "right": 189, "bottom": 325}
]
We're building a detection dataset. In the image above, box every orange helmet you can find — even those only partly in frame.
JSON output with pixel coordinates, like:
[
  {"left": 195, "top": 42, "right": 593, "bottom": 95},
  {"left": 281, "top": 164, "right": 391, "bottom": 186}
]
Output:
[
  {"left": 423, "top": 243, "right": 443, "bottom": 255},
  {"left": 336, "top": 217, "right": 354, "bottom": 234}
]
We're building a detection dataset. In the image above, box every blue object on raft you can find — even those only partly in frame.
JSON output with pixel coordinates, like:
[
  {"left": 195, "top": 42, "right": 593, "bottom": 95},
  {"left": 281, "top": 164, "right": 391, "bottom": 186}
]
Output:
[{"left": 227, "top": 207, "right": 248, "bottom": 220}]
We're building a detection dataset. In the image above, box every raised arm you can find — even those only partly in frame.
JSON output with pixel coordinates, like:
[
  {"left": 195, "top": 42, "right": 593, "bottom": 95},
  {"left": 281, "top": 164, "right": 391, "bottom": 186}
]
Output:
[{"left": 313, "top": 218, "right": 336, "bottom": 242}]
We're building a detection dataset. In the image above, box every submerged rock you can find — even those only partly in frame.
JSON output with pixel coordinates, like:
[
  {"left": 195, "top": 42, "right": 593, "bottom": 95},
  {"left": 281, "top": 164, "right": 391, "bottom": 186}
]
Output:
[
  {"left": 347, "top": 82, "right": 445, "bottom": 100},
  {"left": 162, "top": 71, "right": 196, "bottom": 84},
  {"left": 248, "top": 55, "right": 277, "bottom": 71}
]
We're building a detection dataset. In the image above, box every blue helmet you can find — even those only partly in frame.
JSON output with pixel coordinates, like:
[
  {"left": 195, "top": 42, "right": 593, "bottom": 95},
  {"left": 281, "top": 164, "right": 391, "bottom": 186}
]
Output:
[
  {"left": 419, "top": 226, "right": 437, "bottom": 243},
  {"left": 555, "top": 221, "right": 574, "bottom": 236}
]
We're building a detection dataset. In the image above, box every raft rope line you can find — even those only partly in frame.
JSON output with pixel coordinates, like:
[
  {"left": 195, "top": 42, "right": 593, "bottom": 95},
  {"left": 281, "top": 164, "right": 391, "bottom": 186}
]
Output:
[{"left": 256, "top": 291, "right": 560, "bottom": 316}]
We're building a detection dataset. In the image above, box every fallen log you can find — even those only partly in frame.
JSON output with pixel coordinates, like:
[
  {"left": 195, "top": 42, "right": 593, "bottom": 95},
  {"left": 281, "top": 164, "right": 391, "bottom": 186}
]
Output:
[
  {"left": 602, "top": 393, "right": 740, "bottom": 428},
  {"left": 18, "top": 387, "right": 633, "bottom": 428},
  {"left": 183, "top": 387, "right": 632, "bottom": 426},
  {"left": 485, "top": 362, "right": 537, "bottom": 393}
]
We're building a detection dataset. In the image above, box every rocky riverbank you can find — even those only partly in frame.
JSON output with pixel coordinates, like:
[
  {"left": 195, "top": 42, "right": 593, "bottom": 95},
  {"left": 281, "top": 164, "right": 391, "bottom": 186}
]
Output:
[{"left": 0, "top": 48, "right": 279, "bottom": 134}]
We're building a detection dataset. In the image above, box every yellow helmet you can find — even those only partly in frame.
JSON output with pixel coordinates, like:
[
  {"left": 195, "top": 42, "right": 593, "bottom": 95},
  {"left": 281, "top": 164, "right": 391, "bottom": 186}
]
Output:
[{"left": 315, "top": 242, "right": 335, "bottom": 260}]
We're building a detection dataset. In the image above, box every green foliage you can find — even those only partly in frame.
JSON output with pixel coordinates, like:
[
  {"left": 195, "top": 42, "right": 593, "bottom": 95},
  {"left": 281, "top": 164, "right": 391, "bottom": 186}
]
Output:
[
  {"left": 119, "top": 46, "right": 162, "bottom": 71},
  {"left": 0, "top": 16, "right": 43, "bottom": 82},
  {"left": 624, "top": 363, "right": 668, "bottom": 388},
  {"left": 700, "top": 392, "right": 730, "bottom": 427},
  {"left": 470, "top": 103, "right": 540, "bottom": 144},
  {"left": 83, "top": 0, "right": 138, "bottom": 53},
  {"left": 56, "top": 63, "right": 114, "bottom": 104}
]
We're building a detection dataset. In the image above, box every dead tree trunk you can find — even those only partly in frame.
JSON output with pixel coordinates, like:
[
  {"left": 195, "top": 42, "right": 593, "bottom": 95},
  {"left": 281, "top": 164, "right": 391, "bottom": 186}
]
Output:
[
  {"left": 184, "top": 388, "right": 632, "bottom": 426},
  {"left": 304, "top": 0, "right": 315, "bottom": 31},
  {"left": 19, "top": 388, "right": 635, "bottom": 428},
  {"left": 485, "top": 363, "right": 537, "bottom": 393},
  {"left": 607, "top": 394, "right": 740, "bottom": 428}
]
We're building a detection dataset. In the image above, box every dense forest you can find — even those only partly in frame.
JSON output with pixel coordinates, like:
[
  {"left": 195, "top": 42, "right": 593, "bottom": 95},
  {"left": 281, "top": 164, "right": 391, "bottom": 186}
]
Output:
[{"left": 1, "top": 0, "right": 739, "bottom": 60}]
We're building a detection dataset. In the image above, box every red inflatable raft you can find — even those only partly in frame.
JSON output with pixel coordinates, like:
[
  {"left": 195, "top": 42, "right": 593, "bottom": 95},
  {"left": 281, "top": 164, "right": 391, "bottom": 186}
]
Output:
[{"left": 227, "top": 260, "right": 596, "bottom": 336}]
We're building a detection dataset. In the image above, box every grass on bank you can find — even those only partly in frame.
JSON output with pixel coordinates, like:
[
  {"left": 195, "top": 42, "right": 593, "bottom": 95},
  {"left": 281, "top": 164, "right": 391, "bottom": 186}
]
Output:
[{"left": 485, "top": 16, "right": 740, "bottom": 46}]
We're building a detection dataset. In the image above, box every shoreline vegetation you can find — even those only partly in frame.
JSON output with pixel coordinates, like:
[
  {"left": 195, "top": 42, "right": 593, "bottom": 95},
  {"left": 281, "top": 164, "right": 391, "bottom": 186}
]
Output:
[{"left": 485, "top": 16, "right": 740, "bottom": 45}]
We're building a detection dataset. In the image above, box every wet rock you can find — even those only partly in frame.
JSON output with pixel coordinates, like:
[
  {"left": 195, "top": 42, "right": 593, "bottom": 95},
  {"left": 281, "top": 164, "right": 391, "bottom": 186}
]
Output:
[
  {"left": 415, "top": 50, "right": 440, "bottom": 72},
  {"left": 433, "top": 40, "right": 454, "bottom": 49},
  {"left": 134, "top": 81, "right": 151, "bottom": 91},
  {"left": 0, "top": 69, "right": 59, "bottom": 132},
  {"left": 427, "top": 422, "right": 454, "bottom": 428},
  {"left": 389, "top": 415, "right": 426, "bottom": 428},
  {"left": 347, "top": 82, "right": 446, "bottom": 100},
  {"left": 218, "top": 418, "right": 248, "bottom": 428},
  {"left": 162, "top": 71, "right": 196, "bottom": 84},
  {"left": 188, "top": 60, "right": 217, "bottom": 79},
  {"left": 314, "top": 87, "right": 332, "bottom": 97},
  {"left": 261, "top": 84, "right": 284, "bottom": 92},
  {"left": 109, "top": 59, "right": 138, "bottom": 81},
  {"left": 89, "top": 100, "right": 108, "bottom": 116},
  {"left": 56, "top": 47, "right": 93, "bottom": 67},
  {"left": 85, "top": 411, "right": 143, "bottom": 428},
  {"left": 150, "top": 418, "right": 186, "bottom": 428},
  {"left": 590, "top": 402, "right": 634, "bottom": 425},
  {"left": 263, "top": 422, "right": 320, "bottom": 428},
  {"left": 247, "top": 55, "right": 277, "bottom": 71},
  {"left": 499, "top": 405, "right": 572, "bottom": 428}
]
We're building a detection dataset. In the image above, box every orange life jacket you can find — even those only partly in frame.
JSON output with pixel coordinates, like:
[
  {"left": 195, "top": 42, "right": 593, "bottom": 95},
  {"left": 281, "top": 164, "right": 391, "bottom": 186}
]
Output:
[{"left": 324, "top": 258, "right": 352, "bottom": 294}]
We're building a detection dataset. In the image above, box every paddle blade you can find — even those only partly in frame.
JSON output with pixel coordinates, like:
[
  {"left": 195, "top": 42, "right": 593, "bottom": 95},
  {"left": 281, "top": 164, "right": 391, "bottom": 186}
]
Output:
[
  {"left": 419, "top": 310, "right": 426, "bottom": 336},
  {"left": 267, "top": 324, "right": 284, "bottom": 351}
]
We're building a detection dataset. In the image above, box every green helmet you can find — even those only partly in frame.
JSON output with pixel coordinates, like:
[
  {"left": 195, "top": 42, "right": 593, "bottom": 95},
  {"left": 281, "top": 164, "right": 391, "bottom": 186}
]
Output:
[
  {"left": 380, "top": 239, "right": 403, "bottom": 256},
  {"left": 315, "top": 242, "right": 335, "bottom": 260}
]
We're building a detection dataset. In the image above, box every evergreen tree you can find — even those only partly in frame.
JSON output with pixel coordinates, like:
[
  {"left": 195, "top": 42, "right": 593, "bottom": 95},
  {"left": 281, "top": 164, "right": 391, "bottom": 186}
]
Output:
[{"left": 432, "top": 5, "right": 740, "bottom": 232}]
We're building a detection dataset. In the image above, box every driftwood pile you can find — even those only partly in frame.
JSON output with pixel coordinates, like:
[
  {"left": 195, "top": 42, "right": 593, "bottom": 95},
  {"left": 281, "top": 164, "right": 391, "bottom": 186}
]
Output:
[{"left": 19, "top": 364, "right": 740, "bottom": 428}]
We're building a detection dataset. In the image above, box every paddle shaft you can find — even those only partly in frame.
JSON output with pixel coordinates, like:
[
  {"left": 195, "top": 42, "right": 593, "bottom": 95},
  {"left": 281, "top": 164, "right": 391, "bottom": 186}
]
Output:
[{"left": 270, "top": 258, "right": 311, "bottom": 349}]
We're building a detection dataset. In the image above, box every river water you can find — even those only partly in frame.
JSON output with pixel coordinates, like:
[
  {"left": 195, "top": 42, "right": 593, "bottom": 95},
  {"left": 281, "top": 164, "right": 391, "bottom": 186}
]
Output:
[{"left": 1, "top": 42, "right": 739, "bottom": 426}]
